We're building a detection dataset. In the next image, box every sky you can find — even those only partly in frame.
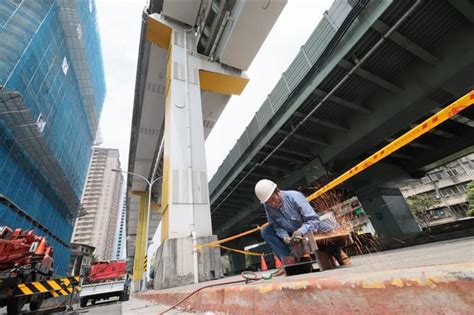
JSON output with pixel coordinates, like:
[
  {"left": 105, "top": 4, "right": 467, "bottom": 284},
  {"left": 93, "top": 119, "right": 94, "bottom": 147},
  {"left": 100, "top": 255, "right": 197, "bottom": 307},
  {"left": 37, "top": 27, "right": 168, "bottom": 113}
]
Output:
[{"left": 95, "top": 0, "right": 333, "bottom": 179}]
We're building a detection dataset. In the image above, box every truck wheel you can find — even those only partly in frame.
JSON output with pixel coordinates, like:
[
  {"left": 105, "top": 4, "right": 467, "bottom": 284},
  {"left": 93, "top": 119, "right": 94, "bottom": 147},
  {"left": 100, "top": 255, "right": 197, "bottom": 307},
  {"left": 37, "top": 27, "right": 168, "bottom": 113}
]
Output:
[
  {"left": 80, "top": 298, "right": 88, "bottom": 307},
  {"left": 7, "top": 298, "right": 26, "bottom": 315},
  {"left": 29, "top": 294, "right": 44, "bottom": 311},
  {"left": 29, "top": 300, "right": 43, "bottom": 311},
  {"left": 119, "top": 290, "right": 130, "bottom": 301}
]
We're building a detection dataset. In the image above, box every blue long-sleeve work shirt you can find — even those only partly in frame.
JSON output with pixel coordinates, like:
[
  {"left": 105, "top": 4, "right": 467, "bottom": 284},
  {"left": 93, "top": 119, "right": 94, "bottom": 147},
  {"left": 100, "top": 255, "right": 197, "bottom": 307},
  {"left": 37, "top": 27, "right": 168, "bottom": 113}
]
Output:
[{"left": 264, "top": 190, "right": 337, "bottom": 239}]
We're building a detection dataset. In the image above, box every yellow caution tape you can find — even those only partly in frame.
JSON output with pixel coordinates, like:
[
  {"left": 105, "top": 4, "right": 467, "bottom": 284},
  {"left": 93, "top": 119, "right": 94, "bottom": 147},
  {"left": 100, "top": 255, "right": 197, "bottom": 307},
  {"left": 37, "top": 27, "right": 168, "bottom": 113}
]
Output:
[
  {"left": 194, "top": 224, "right": 268, "bottom": 250},
  {"left": 217, "top": 244, "right": 267, "bottom": 257}
]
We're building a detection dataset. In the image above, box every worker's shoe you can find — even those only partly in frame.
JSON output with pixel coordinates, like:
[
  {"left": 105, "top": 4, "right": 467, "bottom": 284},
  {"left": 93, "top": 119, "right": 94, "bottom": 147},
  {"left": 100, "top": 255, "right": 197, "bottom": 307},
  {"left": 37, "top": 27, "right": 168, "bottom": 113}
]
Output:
[
  {"left": 332, "top": 249, "right": 351, "bottom": 266},
  {"left": 336, "top": 250, "right": 352, "bottom": 266}
]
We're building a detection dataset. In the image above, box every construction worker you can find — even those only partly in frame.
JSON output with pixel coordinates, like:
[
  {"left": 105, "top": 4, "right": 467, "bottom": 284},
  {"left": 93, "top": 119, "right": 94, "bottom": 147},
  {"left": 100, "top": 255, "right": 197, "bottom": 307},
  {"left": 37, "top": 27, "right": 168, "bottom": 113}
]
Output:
[{"left": 255, "top": 179, "right": 351, "bottom": 265}]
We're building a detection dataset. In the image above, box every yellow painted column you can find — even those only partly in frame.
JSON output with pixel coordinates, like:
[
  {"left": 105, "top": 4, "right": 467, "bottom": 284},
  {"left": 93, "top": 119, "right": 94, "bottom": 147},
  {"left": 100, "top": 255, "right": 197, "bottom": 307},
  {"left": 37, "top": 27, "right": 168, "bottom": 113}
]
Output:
[
  {"left": 160, "top": 70, "right": 172, "bottom": 242},
  {"left": 132, "top": 192, "right": 148, "bottom": 284}
]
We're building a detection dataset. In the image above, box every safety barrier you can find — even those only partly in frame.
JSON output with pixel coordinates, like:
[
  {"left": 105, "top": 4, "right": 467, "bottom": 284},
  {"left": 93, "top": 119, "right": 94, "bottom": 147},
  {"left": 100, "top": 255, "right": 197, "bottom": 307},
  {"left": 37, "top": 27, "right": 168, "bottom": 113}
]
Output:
[{"left": 13, "top": 276, "right": 81, "bottom": 298}]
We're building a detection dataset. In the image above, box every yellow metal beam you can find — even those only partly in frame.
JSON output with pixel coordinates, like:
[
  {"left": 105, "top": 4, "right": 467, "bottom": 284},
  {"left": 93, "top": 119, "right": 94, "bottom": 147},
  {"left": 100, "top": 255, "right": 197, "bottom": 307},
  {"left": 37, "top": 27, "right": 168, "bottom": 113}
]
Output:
[
  {"left": 307, "top": 90, "right": 474, "bottom": 201},
  {"left": 199, "top": 70, "right": 249, "bottom": 95},
  {"left": 146, "top": 16, "right": 172, "bottom": 49},
  {"left": 131, "top": 191, "right": 146, "bottom": 197}
]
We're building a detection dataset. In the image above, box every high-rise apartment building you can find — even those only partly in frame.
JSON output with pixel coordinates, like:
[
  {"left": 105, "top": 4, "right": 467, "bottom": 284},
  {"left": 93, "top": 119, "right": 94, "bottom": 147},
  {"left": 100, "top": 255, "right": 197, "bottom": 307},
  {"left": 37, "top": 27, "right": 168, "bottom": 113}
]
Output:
[
  {"left": 0, "top": 0, "right": 105, "bottom": 274},
  {"left": 114, "top": 197, "right": 126, "bottom": 260},
  {"left": 73, "top": 148, "right": 123, "bottom": 260}
]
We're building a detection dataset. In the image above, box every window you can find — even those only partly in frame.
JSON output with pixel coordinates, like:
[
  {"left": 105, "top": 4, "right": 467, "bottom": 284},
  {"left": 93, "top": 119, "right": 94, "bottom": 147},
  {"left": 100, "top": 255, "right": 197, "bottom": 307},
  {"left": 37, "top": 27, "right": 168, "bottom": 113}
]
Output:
[
  {"left": 462, "top": 161, "right": 474, "bottom": 170},
  {"left": 446, "top": 169, "right": 455, "bottom": 176},
  {"left": 446, "top": 167, "right": 464, "bottom": 177},
  {"left": 420, "top": 177, "right": 430, "bottom": 184},
  {"left": 440, "top": 186, "right": 455, "bottom": 197},
  {"left": 457, "top": 183, "right": 468, "bottom": 192},
  {"left": 432, "top": 208, "right": 448, "bottom": 218},
  {"left": 452, "top": 203, "right": 468, "bottom": 214},
  {"left": 429, "top": 171, "right": 445, "bottom": 181},
  {"left": 62, "top": 56, "right": 69, "bottom": 75},
  {"left": 76, "top": 24, "right": 82, "bottom": 40},
  {"left": 36, "top": 113, "right": 46, "bottom": 133}
]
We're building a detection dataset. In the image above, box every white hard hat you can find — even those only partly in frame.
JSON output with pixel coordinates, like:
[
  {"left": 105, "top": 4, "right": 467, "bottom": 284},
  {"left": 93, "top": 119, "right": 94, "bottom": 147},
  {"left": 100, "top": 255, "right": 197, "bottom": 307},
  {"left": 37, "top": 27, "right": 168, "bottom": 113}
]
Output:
[{"left": 255, "top": 179, "right": 277, "bottom": 203}]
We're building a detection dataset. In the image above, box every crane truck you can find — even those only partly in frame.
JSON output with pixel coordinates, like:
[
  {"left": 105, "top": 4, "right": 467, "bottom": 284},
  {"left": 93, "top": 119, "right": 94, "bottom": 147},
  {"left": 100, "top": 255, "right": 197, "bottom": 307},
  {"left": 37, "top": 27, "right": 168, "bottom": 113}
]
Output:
[
  {"left": 79, "top": 260, "right": 130, "bottom": 307},
  {"left": 0, "top": 226, "right": 54, "bottom": 314}
]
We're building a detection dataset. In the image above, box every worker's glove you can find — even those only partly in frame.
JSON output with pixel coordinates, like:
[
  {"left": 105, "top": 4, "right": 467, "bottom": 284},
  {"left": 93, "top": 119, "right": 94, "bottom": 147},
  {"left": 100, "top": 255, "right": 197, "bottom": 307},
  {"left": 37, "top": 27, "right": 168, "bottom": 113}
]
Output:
[
  {"left": 283, "top": 236, "right": 292, "bottom": 245},
  {"left": 292, "top": 230, "right": 303, "bottom": 239}
]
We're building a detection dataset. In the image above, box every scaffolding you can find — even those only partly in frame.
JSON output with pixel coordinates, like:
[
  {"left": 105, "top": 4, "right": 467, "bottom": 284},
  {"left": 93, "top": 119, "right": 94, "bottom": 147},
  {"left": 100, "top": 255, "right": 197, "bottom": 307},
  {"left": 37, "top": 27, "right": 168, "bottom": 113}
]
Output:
[{"left": 0, "top": 0, "right": 106, "bottom": 274}]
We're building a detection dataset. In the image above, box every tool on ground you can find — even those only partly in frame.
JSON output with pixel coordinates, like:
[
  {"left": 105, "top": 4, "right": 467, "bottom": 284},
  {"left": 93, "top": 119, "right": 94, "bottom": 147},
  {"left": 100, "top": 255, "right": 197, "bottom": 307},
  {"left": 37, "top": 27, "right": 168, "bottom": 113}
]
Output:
[{"left": 241, "top": 268, "right": 285, "bottom": 282}]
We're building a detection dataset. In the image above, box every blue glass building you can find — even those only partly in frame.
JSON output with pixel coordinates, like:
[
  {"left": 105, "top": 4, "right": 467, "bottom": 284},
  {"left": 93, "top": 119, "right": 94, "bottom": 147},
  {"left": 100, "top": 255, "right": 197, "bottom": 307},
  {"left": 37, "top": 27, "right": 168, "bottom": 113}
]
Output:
[{"left": 0, "top": 0, "right": 106, "bottom": 275}]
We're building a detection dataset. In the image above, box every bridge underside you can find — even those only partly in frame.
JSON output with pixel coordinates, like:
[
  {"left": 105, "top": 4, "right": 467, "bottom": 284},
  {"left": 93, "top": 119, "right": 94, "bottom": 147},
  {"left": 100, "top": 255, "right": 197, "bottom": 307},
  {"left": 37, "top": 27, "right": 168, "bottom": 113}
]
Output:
[{"left": 209, "top": 0, "right": 474, "bottom": 239}]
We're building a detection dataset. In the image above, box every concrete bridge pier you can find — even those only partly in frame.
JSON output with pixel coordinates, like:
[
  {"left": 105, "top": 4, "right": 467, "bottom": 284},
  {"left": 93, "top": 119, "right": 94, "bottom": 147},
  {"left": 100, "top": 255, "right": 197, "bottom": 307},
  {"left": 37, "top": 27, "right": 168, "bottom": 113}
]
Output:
[
  {"left": 355, "top": 186, "right": 421, "bottom": 239},
  {"left": 145, "top": 15, "right": 249, "bottom": 289}
]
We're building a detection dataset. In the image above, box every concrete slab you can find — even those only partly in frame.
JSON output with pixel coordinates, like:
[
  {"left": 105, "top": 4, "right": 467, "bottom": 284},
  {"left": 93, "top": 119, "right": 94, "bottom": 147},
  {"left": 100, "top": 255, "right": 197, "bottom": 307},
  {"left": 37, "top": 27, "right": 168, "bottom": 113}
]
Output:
[
  {"left": 154, "top": 236, "right": 222, "bottom": 290},
  {"left": 137, "top": 237, "right": 474, "bottom": 314}
]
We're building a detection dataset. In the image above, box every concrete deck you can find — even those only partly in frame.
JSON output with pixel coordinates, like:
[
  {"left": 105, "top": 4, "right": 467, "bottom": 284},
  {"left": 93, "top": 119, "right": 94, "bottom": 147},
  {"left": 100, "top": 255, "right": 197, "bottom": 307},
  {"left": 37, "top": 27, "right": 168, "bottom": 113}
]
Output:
[{"left": 137, "top": 237, "right": 474, "bottom": 314}]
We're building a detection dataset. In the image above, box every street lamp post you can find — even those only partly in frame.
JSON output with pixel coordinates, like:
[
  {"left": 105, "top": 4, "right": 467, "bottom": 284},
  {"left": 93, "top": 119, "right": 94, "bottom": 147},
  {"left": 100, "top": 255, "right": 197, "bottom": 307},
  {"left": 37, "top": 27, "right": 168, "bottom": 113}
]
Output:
[{"left": 112, "top": 169, "right": 161, "bottom": 290}]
